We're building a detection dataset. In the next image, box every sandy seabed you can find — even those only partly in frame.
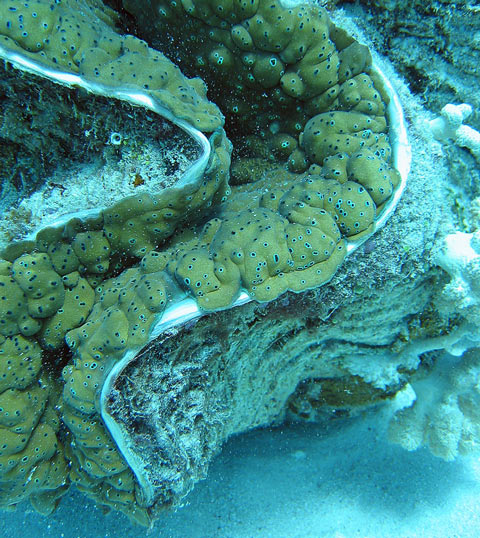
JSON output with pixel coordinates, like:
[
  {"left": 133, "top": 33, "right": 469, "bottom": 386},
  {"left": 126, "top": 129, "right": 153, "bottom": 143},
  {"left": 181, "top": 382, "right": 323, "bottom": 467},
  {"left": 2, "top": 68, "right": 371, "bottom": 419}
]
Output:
[{"left": 2, "top": 407, "right": 480, "bottom": 538}]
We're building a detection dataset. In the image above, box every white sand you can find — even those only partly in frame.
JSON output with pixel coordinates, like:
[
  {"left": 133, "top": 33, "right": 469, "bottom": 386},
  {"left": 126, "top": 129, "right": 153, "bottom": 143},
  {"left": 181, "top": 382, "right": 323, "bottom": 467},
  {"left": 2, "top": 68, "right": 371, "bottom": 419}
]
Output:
[{"left": 3, "top": 409, "right": 480, "bottom": 538}]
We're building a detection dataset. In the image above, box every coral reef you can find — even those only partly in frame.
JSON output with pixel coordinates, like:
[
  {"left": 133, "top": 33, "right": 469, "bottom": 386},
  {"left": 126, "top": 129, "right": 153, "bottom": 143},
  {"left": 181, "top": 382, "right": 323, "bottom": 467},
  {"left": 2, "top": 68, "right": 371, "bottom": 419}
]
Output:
[
  {"left": 0, "top": 0, "right": 222, "bottom": 129},
  {"left": 122, "top": 0, "right": 397, "bottom": 171},
  {"left": 346, "top": 0, "right": 480, "bottom": 131},
  {"left": 389, "top": 348, "right": 480, "bottom": 461},
  {"left": 428, "top": 104, "right": 480, "bottom": 163},
  {"left": 2, "top": 0, "right": 476, "bottom": 529},
  {"left": 0, "top": 63, "right": 203, "bottom": 249},
  {"left": 386, "top": 225, "right": 480, "bottom": 461},
  {"left": 339, "top": 0, "right": 480, "bottom": 226},
  {"left": 0, "top": 0, "right": 405, "bottom": 522},
  {"left": 434, "top": 230, "right": 480, "bottom": 326},
  {"left": 0, "top": 335, "right": 68, "bottom": 515}
]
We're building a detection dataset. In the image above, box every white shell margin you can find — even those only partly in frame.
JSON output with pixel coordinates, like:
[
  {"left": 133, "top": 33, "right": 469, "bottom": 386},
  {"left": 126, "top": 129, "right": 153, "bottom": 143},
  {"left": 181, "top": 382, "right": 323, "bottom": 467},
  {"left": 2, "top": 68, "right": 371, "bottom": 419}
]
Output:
[
  {"left": 0, "top": 42, "right": 212, "bottom": 236},
  {"left": 100, "top": 63, "right": 411, "bottom": 506},
  {"left": 0, "top": 39, "right": 411, "bottom": 509}
]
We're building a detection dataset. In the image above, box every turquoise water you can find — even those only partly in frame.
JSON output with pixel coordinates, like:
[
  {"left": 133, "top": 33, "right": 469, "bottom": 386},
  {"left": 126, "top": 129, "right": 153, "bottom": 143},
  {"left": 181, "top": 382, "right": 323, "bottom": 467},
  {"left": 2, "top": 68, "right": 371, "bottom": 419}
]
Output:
[{"left": 3, "top": 414, "right": 480, "bottom": 537}]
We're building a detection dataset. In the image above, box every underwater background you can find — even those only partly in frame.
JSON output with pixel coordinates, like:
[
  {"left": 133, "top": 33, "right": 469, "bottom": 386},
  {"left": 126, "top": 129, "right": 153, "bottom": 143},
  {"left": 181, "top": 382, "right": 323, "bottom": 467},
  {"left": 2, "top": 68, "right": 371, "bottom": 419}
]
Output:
[{"left": 1, "top": 0, "right": 480, "bottom": 536}]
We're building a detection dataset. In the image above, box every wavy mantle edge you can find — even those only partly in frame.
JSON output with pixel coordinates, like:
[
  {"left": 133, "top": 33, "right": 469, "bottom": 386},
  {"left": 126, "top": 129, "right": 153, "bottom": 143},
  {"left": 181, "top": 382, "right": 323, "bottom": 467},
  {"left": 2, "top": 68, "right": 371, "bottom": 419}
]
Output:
[
  {"left": 0, "top": 43, "right": 213, "bottom": 231},
  {"left": 0, "top": 34, "right": 411, "bottom": 508},
  {"left": 100, "top": 65, "right": 411, "bottom": 506}
]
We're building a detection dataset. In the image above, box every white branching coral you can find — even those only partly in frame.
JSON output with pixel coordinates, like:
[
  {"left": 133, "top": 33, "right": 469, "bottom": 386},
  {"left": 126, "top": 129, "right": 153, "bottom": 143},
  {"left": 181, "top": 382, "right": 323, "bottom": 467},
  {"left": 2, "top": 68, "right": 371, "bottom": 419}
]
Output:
[
  {"left": 389, "top": 349, "right": 480, "bottom": 461},
  {"left": 429, "top": 103, "right": 480, "bottom": 162},
  {"left": 434, "top": 231, "right": 480, "bottom": 325},
  {"left": 387, "top": 230, "right": 480, "bottom": 461}
]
